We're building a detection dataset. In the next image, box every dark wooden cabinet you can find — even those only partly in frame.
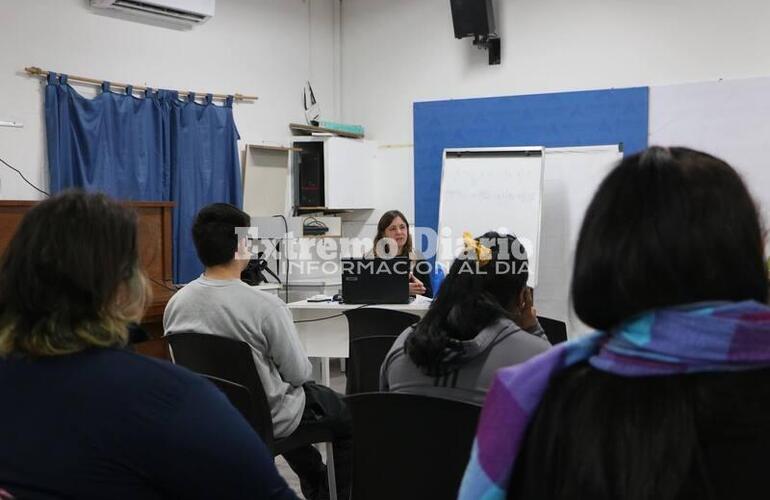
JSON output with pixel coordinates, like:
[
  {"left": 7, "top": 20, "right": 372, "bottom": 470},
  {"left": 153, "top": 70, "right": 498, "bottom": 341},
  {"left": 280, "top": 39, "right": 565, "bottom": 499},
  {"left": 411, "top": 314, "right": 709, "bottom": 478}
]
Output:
[{"left": 0, "top": 201, "right": 175, "bottom": 333}]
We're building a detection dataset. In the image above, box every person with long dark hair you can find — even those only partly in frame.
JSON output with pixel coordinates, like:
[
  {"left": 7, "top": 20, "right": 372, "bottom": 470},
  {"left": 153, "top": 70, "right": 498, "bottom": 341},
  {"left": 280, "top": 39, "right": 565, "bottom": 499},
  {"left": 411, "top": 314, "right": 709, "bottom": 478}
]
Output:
[
  {"left": 0, "top": 191, "right": 296, "bottom": 499},
  {"left": 380, "top": 231, "right": 550, "bottom": 404},
  {"left": 370, "top": 209, "right": 433, "bottom": 297},
  {"left": 460, "top": 147, "right": 770, "bottom": 500}
]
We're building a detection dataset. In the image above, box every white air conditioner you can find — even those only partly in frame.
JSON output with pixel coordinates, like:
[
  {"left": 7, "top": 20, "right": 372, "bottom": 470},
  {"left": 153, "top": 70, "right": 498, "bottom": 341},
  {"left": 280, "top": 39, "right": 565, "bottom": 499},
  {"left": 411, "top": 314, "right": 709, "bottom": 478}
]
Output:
[{"left": 90, "top": 0, "right": 215, "bottom": 27}]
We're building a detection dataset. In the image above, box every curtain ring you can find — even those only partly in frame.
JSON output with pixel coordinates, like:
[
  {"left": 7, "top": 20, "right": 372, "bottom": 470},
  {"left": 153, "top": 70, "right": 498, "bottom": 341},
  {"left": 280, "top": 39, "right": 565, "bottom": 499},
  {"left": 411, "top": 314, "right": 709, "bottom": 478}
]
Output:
[{"left": 101, "top": 81, "right": 111, "bottom": 93}]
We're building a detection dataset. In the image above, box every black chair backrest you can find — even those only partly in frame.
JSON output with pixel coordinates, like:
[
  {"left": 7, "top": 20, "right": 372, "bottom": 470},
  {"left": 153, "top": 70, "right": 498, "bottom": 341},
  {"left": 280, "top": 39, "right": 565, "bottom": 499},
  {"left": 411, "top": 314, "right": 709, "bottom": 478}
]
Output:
[
  {"left": 347, "top": 335, "right": 400, "bottom": 394},
  {"left": 166, "top": 332, "right": 275, "bottom": 448},
  {"left": 343, "top": 308, "right": 420, "bottom": 394},
  {"left": 201, "top": 374, "right": 262, "bottom": 430},
  {"left": 538, "top": 316, "right": 568, "bottom": 344},
  {"left": 345, "top": 392, "right": 481, "bottom": 500}
]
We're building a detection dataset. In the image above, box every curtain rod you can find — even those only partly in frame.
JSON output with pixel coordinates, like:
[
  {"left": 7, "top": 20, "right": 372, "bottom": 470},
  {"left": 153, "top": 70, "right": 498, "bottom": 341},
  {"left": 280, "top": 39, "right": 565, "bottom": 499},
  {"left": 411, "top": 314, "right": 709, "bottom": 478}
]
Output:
[{"left": 24, "top": 66, "right": 258, "bottom": 102}]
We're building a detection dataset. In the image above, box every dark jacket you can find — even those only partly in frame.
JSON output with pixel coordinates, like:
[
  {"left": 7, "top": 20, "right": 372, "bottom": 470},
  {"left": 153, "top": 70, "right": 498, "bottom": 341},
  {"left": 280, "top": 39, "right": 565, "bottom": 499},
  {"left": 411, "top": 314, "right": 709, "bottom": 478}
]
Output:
[{"left": 0, "top": 348, "right": 296, "bottom": 500}]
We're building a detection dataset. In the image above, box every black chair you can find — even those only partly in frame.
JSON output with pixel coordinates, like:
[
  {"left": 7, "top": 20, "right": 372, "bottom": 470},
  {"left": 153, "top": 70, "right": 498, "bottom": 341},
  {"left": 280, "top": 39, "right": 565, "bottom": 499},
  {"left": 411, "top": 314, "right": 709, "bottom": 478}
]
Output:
[
  {"left": 166, "top": 332, "right": 338, "bottom": 499},
  {"left": 538, "top": 315, "right": 568, "bottom": 344},
  {"left": 200, "top": 374, "right": 262, "bottom": 429},
  {"left": 342, "top": 308, "right": 420, "bottom": 394},
  {"left": 344, "top": 392, "right": 481, "bottom": 500}
]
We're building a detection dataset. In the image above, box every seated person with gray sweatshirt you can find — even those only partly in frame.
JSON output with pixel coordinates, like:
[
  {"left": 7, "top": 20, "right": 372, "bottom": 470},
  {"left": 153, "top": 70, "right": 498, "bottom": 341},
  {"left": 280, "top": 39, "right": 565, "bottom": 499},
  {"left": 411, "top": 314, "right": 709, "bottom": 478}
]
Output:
[
  {"left": 164, "top": 203, "right": 351, "bottom": 500},
  {"left": 381, "top": 231, "right": 551, "bottom": 405}
]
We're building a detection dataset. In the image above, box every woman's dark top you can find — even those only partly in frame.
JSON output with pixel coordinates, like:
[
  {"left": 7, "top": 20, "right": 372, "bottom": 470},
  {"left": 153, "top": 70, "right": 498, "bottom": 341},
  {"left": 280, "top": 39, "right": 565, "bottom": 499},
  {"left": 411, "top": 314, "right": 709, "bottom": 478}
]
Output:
[
  {"left": 508, "top": 362, "right": 770, "bottom": 500},
  {"left": 0, "top": 347, "right": 297, "bottom": 500}
]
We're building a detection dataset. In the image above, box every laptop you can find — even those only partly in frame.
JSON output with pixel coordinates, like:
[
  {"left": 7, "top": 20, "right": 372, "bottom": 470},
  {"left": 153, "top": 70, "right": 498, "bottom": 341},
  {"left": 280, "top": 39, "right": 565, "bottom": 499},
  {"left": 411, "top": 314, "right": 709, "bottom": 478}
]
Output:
[{"left": 341, "top": 257, "right": 410, "bottom": 304}]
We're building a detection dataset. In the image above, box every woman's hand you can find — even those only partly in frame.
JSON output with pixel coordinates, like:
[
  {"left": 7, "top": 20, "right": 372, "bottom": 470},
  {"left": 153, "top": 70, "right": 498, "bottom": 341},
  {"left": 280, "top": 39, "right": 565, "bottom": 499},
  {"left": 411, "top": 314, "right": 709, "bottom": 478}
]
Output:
[
  {"left": 514, "top": 287, "right": 538, "bottom": 330},
  {"left": 409, "top": 273, "right": 427, "bottom": 296}
]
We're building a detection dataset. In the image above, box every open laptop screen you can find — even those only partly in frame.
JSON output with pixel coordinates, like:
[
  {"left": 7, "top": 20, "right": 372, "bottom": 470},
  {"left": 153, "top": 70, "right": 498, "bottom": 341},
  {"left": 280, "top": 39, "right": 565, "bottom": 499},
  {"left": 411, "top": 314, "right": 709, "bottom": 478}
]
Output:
[{"left": 341, "top": 258, "right": 410, "bottom": 304}]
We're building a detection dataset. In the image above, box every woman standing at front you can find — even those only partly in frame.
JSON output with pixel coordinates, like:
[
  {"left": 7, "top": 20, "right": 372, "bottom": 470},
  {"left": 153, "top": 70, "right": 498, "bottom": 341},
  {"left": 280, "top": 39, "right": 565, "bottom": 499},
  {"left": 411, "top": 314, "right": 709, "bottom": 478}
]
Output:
[{"left": 370, "top": 210, "right": 433, "bottom": 298}]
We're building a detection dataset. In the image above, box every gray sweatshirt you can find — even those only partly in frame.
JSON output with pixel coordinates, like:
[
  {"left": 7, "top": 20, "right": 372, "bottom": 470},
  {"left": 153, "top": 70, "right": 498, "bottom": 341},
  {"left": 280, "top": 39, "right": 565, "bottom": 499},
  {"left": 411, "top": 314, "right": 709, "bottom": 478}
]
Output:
[
  {"left": 380, "top": 317, "right": 551, "bottom": 405},
  {"left": 163, "top": 275, "right": 312, "bottom": 438}
]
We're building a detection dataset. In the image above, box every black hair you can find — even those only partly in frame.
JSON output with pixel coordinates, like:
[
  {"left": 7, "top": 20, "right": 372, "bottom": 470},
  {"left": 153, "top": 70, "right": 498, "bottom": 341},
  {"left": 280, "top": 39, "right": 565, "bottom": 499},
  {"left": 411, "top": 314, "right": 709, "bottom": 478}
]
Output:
[
  {"left": 509, "top": 362, "right": 770, "bottom": 499},
  {"left": 572, "top": 146, "right": 768, "bottom": 330},
  {"left": 405, "top": 231, "right": 528, "bottom": 375},
  {"left": 0, "top": 190, "right": 147, "bottom": 356},
  {"left": 192, "top": 203, "right": 250, "bottom": 268}
]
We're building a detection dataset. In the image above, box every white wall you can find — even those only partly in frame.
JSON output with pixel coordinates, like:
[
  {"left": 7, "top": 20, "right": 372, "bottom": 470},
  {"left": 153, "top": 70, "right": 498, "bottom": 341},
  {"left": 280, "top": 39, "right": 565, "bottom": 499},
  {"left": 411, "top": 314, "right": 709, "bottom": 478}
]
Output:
[
  {"left": 0, "top": 0, "right": 335, "bottom": 200},
  {"left": 343, "top": 0, "right": 770, "bottom": 141},
  {"left": 341, "top": 0, "right": 770, "bottom": 222},
  {"left": 649, "top": 77, "right": 770, "bottom": 256}
]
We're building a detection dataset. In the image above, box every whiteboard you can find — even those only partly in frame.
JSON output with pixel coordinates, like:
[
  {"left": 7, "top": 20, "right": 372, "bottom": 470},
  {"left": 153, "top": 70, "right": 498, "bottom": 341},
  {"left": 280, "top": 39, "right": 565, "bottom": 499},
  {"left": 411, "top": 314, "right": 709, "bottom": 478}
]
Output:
[
  {"left": 436, "top": 147, "right": 544, "bottom": 286},
  {"left": 434, "top": 144, "right": 622, "bottom": 339},
  {"left": 537, "top": 145, "right": 623, "bottom": 337}
]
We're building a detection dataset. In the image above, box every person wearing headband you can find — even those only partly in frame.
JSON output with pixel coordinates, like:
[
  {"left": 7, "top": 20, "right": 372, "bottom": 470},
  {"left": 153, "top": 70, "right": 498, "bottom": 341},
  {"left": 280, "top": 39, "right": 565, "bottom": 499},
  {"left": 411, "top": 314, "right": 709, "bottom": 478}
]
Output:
[
  {"left": 370, "top": 210, "right": 433, "bottom": 297},
  {"left": 460, "top": 147, "right": 770, "bottom": 500},
  {"left": 380, "top": 231, "right": 550, "bottom": 405}
]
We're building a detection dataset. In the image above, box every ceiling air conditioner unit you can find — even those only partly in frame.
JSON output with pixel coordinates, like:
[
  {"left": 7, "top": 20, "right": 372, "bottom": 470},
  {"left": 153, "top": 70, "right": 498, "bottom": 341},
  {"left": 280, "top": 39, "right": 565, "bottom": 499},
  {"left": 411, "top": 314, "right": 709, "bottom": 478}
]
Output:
[{"left": 90, "top": 0, "right": 215, "bottom": 28}]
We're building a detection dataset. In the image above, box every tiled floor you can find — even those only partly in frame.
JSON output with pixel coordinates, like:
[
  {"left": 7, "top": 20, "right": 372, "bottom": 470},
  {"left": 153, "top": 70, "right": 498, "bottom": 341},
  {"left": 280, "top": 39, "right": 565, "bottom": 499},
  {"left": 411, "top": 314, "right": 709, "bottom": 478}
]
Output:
[{"left": 275, "top": 360, "right": 347, "bottom": 499}]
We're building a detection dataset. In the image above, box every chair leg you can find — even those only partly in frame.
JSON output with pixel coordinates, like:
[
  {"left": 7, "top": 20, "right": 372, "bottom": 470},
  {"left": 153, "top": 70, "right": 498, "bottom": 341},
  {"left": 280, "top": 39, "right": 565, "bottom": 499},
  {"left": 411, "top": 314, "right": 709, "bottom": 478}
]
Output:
[
  {"left": 325, "top": 442, "right": 337, "bottom": 500},
  {"left": 321, "top": 357, "right": 331, "bottom": 387}
]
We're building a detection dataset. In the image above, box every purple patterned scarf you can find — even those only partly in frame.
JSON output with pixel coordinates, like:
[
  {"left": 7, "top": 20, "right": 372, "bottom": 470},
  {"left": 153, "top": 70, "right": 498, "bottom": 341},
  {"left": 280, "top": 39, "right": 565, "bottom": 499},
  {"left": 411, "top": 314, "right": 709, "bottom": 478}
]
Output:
[{"left": 459, "top": 300, "right": 770, "bottom": 499}]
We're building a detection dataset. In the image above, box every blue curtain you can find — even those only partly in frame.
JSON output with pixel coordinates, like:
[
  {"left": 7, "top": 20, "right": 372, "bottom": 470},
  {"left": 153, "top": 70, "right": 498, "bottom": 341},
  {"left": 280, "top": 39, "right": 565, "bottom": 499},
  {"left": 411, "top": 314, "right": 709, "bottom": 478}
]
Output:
[
  {"left": 44, "top": 74, "right": 242, "bottom": 283},
  {"left": 45, "top": 74, "right": 170, "bottom": 199},
  {"left": 170, "top": 92, "right": 242, "bottom": 282}
]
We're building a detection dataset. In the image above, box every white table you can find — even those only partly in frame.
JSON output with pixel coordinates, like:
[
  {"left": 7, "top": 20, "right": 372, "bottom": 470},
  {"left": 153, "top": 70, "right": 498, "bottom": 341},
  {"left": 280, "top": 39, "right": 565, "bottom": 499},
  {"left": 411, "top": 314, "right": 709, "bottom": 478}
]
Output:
[
  {"left": 288, "top": 297, "right": 432, "bottom": 386},
  {"left": 251, "top": 283, "right": 281, "bottom": 296}
]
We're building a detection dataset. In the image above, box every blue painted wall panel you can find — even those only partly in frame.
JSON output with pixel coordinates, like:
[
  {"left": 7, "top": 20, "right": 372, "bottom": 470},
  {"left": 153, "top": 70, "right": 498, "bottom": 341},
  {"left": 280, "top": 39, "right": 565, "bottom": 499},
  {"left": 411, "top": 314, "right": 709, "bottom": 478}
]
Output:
[{"left": 413, "top": 87, "right": 649, "bottom": 232}]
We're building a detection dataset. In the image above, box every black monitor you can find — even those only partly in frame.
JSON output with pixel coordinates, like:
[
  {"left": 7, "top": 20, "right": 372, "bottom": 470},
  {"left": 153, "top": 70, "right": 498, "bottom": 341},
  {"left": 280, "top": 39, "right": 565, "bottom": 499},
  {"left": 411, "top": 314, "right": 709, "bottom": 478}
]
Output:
[
  {"left": 450, "top": 0, "right": 496, "bottom": 39},
  {"left": 341, "top": 258, "right": 410, "bottom": 304}
]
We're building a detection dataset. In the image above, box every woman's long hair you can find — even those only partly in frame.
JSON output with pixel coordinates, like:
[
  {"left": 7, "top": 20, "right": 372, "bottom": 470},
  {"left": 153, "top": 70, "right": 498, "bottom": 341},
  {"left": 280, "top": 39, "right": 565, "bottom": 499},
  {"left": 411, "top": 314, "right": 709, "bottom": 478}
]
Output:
[
  {"left": 405, "top": 231, "right": 528, "bottom": 375},
  {"left": 373, "top": 210, "right": 413, "bottom": 257},
  {"left": 572, "top": 146, "right": 767, "bottom": 330},
  {"left": 510, "top": 146, "right": 769, "bottom": 499},
  {"left": 0, "top": 190, "right": 150, "bottom": 357}
]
